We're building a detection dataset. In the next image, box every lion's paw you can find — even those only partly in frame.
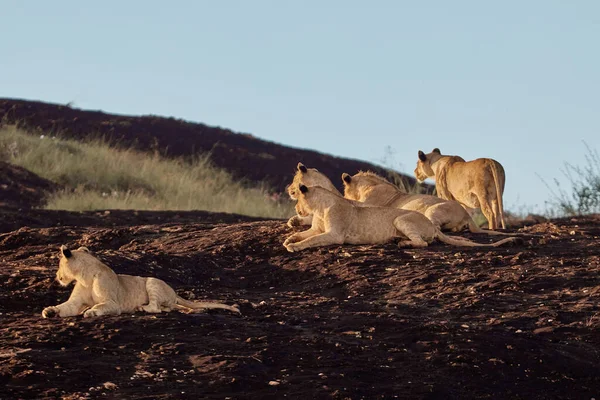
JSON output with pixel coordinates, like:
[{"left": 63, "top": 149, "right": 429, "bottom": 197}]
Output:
[
  {"left": 83, "top": 308, "right": 99, "bottom": 318},
  {"left": 287, "top": 216, "right": 302, "bottom": 228},
  {"left": 397, "top": 240, "right": 412, "bottom": 248},
  {"left": 284, "top": 242, "right": 300, "bottom": 253},
  {"left": 42, "top": 307, "right": 59, "bottom": 318}
]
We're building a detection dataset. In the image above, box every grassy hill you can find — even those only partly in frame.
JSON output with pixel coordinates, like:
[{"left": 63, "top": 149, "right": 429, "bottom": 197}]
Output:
[
  {"left": 0, "top": 98, "right": 425, "bottom": 195},
  {"left": 0, "top": 125, "right": 292, "bottom": 218}
]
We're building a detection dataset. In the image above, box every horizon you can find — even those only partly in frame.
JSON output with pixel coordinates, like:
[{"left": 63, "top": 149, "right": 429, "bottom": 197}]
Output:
[{"left": 2, "top": 1, "right": 599, "bottom": 213}]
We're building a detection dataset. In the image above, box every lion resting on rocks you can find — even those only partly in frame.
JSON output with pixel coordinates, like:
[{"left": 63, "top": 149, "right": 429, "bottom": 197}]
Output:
[
  {"left": 415, "top": 148, "right": 506, "bottom": 230},
  {"left": 341, "top": 171, "right": 512, "bottom": 236},
  {"left": 286, "top": 162, "right": 366, "bottom": 228},
  {"left": 283, "top": 184, "right": 519, "bottom": 252},
  {"left": 42, "top": 246, "right": 240, "bottom": 318},
  {"left": 286, "top": 163, "right": 511, "bottom": 237}
]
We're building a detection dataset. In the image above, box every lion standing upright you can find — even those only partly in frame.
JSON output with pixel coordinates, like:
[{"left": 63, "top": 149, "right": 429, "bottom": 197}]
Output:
[
  {"left": 341, "top": 171, "right": 512, "bottom": 236},
  {"left": 414, "top": 148, "right": 506, "bottom": 230}
]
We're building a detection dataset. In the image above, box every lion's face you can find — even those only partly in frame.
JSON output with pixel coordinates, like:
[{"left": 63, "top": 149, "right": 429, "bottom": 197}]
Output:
[
  {"left": 286, "top": 184, "right": 300, "bottom": 200},
  {"left": 57, "top": 255, "right": 76, "bottom": 286},
  {"left": 415, "top": 149, "right": 439, "bottom": 183},
  {"left": 56, "top": 246, "right": 91, "bottom": 286},
  {"left": 414, "top": 162, "right": 432, "bottom": 183},
  {"left": 288, "top": 163, "right": 333, "bottom": 200}
]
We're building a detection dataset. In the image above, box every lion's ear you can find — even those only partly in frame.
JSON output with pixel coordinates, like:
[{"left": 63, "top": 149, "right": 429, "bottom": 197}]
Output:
[
  {"left": 299, "top": 184, "right": 309, "bottom": 194},
  {"left": 77, "top": 246, "right": 90, "bottom": 253},
  {"left": 432, "top": 148, "right": 441, "bottom": 154},
  {"left": 297, "top": 163, "right": 308, "bottom": 173},
  {"left": 342, "top": 173, "right": 352, "bottom": 184},
  {"left": 60, "top": 245, "right": 73, "bottom": 259},
  {"left": 418, "top": 150, "right": 426, "bottom": 162}
]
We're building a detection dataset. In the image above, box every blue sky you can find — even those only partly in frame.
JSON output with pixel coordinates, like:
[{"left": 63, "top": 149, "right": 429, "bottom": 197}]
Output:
[{"left": 2, "top": 1, "right": 599, "bottom": 212}]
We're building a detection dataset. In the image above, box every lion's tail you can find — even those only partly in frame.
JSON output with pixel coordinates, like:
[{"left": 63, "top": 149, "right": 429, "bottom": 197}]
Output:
[
  {"left": 436, "top": 230, "right": 519, "bottom": 247},
  {"left": 466, "top": 218, "right": 514, "bottom": 236},
  {"left": 489, "top": 160, "right": 506, "bottom": 229},
  {"left": 176, "top": 297, "right": 241, "bottom": 314}
]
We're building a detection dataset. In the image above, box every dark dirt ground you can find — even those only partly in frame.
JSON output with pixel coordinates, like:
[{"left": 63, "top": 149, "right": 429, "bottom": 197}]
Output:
[
  {"left": 0, "top": 98, "right": 598, "bottom": 399},
  {"left": 0, "top": 162, "right": 57, "bottom": 209},
  {"left": 1, "top": 209, "right": 599, "bottom": 400}
]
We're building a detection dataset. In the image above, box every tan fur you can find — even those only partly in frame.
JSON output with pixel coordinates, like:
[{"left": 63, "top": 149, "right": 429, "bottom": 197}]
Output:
[
  {"left": 42, "top": 246, "right": 240, "bottom": 318},
  {"left": 283, "top": 185, "right": 518, "bottom": 252},
  {"left": 415, "top": 148, "right": 507, "bottom": 230},
  {"left": 286, "top": 162, "right": 348, "bottom": 228},
  {"left": 342, "top": 171, "right": 512, "bottom": 236}
]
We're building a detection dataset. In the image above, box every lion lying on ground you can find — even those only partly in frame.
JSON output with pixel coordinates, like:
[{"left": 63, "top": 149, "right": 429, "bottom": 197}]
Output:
[
  {"left": 415, "top": 148, "right": 506, "bottom": 230},
  {"left": 286, "top": 163, "right": 511, "bottom": 237},
  {"left": 283, "top": 184, "right": 518, "bottom": 252},
  {"left": 342, "top": 171, "right": 512, "bottom": 236},
  {"left": 42, "top": 246, "right": 240, "bottom": 318},
  {"left": 286, "top": 162, "right": 365, "bottom": 227}
]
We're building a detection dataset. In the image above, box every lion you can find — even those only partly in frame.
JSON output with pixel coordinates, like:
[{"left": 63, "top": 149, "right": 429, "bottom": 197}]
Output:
[
  {"left": 341, "top": 171, "right": 512, "bottom": 236},
  {"left": 414, "top": 148, "right": 506, "bottom": 230},
  {"left": 286, "top": 162, "right": 352, "bottom": 228},
  {"left": 283, "top": 184, "right": 519, "bottom": 252},
  {"left": 42, "top": 246, "right": 240, "bottom": 318}
]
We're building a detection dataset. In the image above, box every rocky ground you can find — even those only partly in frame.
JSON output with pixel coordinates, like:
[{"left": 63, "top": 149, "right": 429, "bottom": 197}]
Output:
[
  {"left": 1, "top": 209, "right": 599, "bottom": 399},
  {"left": 1, "top": 99, "right": 598, "bottom": 398}
]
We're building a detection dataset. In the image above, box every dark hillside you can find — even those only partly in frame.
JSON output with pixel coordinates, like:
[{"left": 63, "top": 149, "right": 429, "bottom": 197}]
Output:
[
  {"left": 0, "top": 162, "right": 57, "bottom": 209},
  {"left": 0, "top": 98, "right": 424, "bottom": 193}
]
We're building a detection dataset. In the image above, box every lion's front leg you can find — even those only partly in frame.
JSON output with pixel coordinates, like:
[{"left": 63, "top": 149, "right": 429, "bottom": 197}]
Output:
[
  {"left": 42, "top": 304, "right": 87, "bottom": 318},
  {"left": 42, "top": 283, "right": 91, "bottom": 318},
  {"left": 83, "top": 301, "right": 121, "bottom": 318},
  {"left": 283, "top": 227, "right": 321, "bottom": 247},
  {"left": 287, "top": 214, "right": 313, "bottom": 228},
  {"left": 285, "top": 232, "right": 344, "bottom": 252}
]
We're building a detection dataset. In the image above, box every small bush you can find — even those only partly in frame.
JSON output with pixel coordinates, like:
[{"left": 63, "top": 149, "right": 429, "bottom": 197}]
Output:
[
  {"left": 542, "top": 142, "right": 600, "bottom": 216},
  {"left": 0, "top": 125, "right": 293, "bottom": 218}
]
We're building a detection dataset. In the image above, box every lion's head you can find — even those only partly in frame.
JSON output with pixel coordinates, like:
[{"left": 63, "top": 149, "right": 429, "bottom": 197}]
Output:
[
  {"left": 341, "top": 172, "right": 360, "bottom": 200},
  {"left": 56, "top": 245, "right": 91, "bottom": 286},
  {"left": 294, "top": 184, "right": 342, "bottom": 216},
  {"left": 342, "top": 171, "right": 396, "bottom": 201},
  {"left": 414, "top": 148, "right": 441, "bottom": 183},
  {"left": 287, "top": 163, "right": 337, "bottom": 200}
]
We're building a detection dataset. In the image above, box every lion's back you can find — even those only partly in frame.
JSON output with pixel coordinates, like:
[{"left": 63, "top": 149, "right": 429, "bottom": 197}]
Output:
[
  {"left": 443, "top": 158, "right": 505, "bottom": 198},
  {"left": 116, "top": 274, "right": 151, "bottom": 313},
  {"left": 397, "top": 194, "right": 447, "bottom": 213},
  {"left": 346, "top": 207, "right": 417, "bottom": 243}
]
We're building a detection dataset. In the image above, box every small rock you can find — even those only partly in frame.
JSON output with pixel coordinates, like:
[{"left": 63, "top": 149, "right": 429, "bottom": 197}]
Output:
[{"left": 533, "top": 326, "right": 554, "bottom": 335}]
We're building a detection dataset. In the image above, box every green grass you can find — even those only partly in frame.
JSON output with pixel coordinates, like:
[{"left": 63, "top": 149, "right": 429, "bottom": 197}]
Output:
[{"left": 0, "top": 125, "right": 293, "bottom": 218}]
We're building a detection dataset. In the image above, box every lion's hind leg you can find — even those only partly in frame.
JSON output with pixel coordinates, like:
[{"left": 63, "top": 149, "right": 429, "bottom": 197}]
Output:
[
  {"left": 83, "top": 301, "right": 121, "bottom": 318},
  {"left": 424, "top": 203, "right": 467, "bottom": 232},
  {"left": 478, "top": 195, "right": 497, "bottom": 230},
  {"left": 393, "top": 216, "right": 429, "bottom": 248},
  {"left": 139, "top": 278, "right": 178, "bottom": 314}
]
